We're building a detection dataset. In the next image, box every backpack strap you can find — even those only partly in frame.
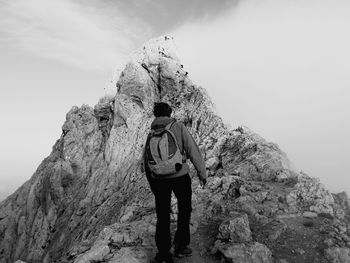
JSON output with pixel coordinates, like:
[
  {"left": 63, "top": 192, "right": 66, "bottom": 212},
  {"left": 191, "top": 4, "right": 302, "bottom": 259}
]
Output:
[
  {"left": 164, "top": 120, "right": 176, "bottom": 131},
  {"left": 164, "top": 120, "right": 187, "bottom": 163}
]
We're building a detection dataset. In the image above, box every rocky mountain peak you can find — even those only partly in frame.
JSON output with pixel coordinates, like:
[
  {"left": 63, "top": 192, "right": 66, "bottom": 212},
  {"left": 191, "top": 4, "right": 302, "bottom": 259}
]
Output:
[{"left": 1, "top": 36, "right": 350, "bottom": 263}]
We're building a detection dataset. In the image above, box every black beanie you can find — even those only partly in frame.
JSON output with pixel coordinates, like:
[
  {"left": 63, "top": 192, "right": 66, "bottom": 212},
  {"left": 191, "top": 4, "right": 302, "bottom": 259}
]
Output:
[{"left": 153, "top": 102, "right": 172, "bottom": 117}]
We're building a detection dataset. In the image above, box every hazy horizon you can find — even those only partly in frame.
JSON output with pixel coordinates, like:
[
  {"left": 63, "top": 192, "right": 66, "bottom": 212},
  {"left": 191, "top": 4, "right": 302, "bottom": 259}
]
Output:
[{"left": 1, "top": 0, "right": 349, "bottom": 202}]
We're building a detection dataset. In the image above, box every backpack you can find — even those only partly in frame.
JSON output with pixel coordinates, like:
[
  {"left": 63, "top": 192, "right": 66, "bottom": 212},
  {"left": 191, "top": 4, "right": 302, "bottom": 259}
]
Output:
[{"left": 145, "top": 121, "right": 184, "bottom": 177}]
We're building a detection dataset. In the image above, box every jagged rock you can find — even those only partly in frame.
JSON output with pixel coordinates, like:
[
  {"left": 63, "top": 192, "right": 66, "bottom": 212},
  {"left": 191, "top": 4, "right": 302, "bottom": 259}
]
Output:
[
  {"left": 286, "top": 175, "right": 334, "bottom": 215},
  {"left": 0, "top": 36, "right": 346, "bottom": 263},
  {"left": 214, "top": 241, "right": 273, "bottom": 263},
  {"left": 73, "top": 243, "right": 110, "bottom": 263},
  {"left": 94, "top": 98, "right": 114, "bottom": 142},
  {"left": 217, "top": 213, "right": 252, "bottom": 242},
  {"left": 325, "top": 247, "right": 350, "bottom": 263},
  {"left": 72, "top": 219, "right": 154, "bottom": 263},
  {"left": 334, "top": 192, "right": 350, "bottom": 211},
  {"left": 333, "top": 192, "right": 350, "bottom": 220},
  {"left": 208, "top": 174, "right": 242, "bottom": 199},
  {"left": 206, "top": 156, "right": 220, "bottom": 170},
  {"left": 118, "top": 203, "right": 137, "bottom": 223},
  {"left": 220, "top": 127, "right": 292, "bottom": 182},
  {"left": 106, "top": 247, "right": 149, "bottom": 263}
]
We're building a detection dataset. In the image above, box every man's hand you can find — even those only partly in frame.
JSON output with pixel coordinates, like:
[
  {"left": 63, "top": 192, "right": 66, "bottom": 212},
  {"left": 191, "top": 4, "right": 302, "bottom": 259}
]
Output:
[{"left": 200, "top": 178, "right": 207, "bottom": 189}]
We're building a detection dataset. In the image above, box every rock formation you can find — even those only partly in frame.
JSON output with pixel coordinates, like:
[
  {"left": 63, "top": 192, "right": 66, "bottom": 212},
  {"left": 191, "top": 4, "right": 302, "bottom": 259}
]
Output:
[{"left": 1, "top": 36, "right": 349, "bottom": 263}]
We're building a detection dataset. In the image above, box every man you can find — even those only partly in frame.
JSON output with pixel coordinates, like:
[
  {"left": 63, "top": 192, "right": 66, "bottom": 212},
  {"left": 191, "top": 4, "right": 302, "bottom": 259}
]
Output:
[{"left": 144, "top": 102, "right": 207, "bottom": 263}]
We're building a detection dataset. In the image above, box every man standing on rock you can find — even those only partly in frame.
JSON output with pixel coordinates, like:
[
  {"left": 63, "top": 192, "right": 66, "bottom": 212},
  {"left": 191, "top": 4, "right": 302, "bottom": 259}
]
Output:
[{"left": 144, "top": 102, "right": 207, "bottom": 263}]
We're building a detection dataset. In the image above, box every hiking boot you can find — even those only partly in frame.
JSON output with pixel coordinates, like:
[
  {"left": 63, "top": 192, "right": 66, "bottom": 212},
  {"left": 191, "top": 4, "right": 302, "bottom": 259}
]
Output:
[
  {"left": 174, "top": 244, "right": 192, "bottom": 258},
  {"left": 153, "top": 252, "right": 174, "bottom": 263}
]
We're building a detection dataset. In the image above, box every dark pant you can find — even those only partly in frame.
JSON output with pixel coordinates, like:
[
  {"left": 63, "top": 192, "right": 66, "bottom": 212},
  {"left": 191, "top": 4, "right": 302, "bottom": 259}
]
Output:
[{"left": 150, "top": 174, "right": 192, "bottom": 255}]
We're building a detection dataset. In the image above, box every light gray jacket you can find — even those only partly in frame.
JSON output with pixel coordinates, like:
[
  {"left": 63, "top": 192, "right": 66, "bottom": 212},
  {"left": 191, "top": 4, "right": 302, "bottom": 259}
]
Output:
[{"left": 144, "top": 116, "right": 207, "bottom": 181}]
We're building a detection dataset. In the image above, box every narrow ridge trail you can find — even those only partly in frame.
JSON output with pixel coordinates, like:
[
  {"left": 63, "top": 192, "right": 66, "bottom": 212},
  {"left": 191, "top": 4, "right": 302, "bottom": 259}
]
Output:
[{"left": 164, "top": 183, "right": 222, "bottom": 263}]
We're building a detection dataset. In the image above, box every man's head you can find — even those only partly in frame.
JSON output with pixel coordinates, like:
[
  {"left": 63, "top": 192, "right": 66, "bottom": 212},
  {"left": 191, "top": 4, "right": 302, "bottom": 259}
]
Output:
[{"left": 153, "top": 102, "right": 172, "bottom": 117}]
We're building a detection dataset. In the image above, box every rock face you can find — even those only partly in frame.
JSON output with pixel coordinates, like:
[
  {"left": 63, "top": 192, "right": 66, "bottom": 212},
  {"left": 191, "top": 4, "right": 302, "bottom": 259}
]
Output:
[
  {"left": 214, "top": 242, "right": 273, "bottom": 263},
  {"left": 0, "top": 36, "right": 350, "bottom": 263},
  {"left": 325, "top": 247, "right": 350, "bottom": 263},
  {"left": 217, "top": 213, "right": 252, "bottom": 243}
]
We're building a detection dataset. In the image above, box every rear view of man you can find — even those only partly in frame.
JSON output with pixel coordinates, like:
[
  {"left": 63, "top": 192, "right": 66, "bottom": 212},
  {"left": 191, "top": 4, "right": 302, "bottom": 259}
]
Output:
[{"left": 144, "top": 102, "right": 207, "bottom": 263}]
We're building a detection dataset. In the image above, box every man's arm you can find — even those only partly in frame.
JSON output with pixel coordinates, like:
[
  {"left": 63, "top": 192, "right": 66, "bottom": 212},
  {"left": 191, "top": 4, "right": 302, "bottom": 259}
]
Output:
[{"left": 181, "top": 123, "right": 207, "bottom": 181}]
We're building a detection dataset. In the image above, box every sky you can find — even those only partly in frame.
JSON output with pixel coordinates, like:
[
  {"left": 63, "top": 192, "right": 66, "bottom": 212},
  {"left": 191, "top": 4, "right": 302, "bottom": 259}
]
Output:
[{"left": 0, "top": 0, "right": 349, "bottom": 201}]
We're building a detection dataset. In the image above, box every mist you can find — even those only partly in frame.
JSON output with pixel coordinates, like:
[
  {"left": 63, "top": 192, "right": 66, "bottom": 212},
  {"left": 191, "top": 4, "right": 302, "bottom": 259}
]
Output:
[{"left": 172, "top": 0, "right": 350, "bottom": 194}]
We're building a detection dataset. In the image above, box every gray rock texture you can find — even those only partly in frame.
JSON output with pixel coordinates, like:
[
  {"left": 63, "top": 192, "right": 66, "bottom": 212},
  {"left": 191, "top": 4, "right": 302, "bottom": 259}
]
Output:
[
  {"left": 217, "top": 213, "right": 252, "bottom": 242},
  {"left": 0, "top": 36, "right": 349, "bottom": 263},
  {"left": 286, "top": 173, "right": 334, "bottom": 215},
  {"left": 214, "top": 241, "right": 273, "bottom": 263},
  {"left": 325, "top": 247, "right": 350, "bottom": 263}
]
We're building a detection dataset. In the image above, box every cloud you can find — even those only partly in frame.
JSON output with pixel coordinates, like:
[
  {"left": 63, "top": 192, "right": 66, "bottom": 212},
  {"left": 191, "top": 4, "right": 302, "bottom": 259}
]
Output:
[
  {"left": 93, "top": 0, "right": 237, "bottom": 34},
  {"left": 0, "top": 0, "right": 152, "bottom": 71},
  {"left": 171, "top": 0, "right": 350, "bottom": 192},
  {"left": 0, "top": 0, "right": 238, "bottom": 72}
]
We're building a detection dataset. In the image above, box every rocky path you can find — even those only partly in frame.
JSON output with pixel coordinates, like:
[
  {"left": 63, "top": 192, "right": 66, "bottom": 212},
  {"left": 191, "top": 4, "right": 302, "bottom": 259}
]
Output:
[
  {"left": 165, "top": 185, "right": 221, "bottom": 263},
  {"left": 68, "top": 175, "right": 350, "bottom": 263},
  {"left": 173, "top": 178, "right": 350, "bottom": 263},
  {"left": 173, "top": 224, "right": 221, "bottom": 263},
  {"left": 129, "top": 182, "right": 217, "bottom": 263}
]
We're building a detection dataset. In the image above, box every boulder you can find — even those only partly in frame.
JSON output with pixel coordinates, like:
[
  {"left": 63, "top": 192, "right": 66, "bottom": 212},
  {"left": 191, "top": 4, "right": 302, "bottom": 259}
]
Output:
[
  {"left": 333, "top": 192, "right": 350, "bottom": 220},
  {"left": 215, "top": 241, "right": 273, "bottom": 263},
  {"left": 325, "top": 247, "right": 350, "bottom": 263},
  {"left": 106, "top": 247, "right": 149, "bottom": 263},
  {"left": 217, "top": 213, "right": 252, "bottom": 242},
  {"left": 220, "top": 127, "right": 292, "bottom": 182},
  {"left": 286, "top": 175, "right": 334, "bottom": 215},
  {"left": 73, "top": 243, "right": 110, "bottom": 263}
]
